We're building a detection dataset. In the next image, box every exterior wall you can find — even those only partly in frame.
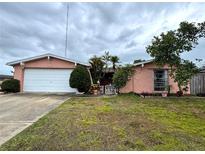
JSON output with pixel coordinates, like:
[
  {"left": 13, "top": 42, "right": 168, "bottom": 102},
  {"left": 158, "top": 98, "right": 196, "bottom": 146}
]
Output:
[
  {"left": 120, "top": 62, "right": 190, "bottom": 94},
  {"left": 13, "top": 57, "right": 76, "bottom": 92},
  {"left": 14, "top": 65, "right": 24, "bottom": 92},
  {"left": 21, "top": 57, "right": 76, "bottom": 69}
]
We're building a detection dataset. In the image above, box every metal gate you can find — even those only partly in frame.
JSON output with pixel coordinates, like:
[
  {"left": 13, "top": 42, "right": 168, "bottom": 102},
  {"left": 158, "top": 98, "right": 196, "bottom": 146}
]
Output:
[{"left": 100, "top": 85, "right": 116, "bottom": 95}]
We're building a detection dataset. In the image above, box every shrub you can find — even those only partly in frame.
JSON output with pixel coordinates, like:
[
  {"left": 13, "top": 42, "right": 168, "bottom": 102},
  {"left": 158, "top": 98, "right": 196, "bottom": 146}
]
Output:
[
  {"left": 118, "top": 92, "right": 140, "bottom": 97},
  {"left": 69, "top": 65, "right": 91, "bottom": 93},
  {"left": 176, "top": 90, "right": 183, "bottom": 97},
  {"left": 167, "top": 93, "right": 177, "bottom": 97},
  {"left": 1, "top": 79, "right": 20, "bottom": 93},
  {"left": 140, "top": 92, "right": 162, "bottom": 97},
  {"left": 112, "top": 69, "right": 128, "bottom": 89},
  {"left": 196, "top": 93, "right": 205, "bottom": 97},
  {"left": 112, "top": 65, "right": 134, "bottom": 93},
  {"left": 127, "top": 92, "right": 140, "bottom": 96}
]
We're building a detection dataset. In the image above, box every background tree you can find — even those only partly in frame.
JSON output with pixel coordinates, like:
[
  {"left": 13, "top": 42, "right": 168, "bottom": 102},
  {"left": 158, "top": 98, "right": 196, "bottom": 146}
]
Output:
[
  {"left": 110, "top": 56, "right": 120, "bottom": 70},
  {"left": 174, "top": 60, "right": 199, "bottom": 92},
  {"left": 89, "top": 55, "right": 105, "bottom": 84},
  {"left": 69, "top": 65, "right": 91, "bottom": 93},
  {"left": 146, "top": 21, "right": 204, "bottom": 92}
]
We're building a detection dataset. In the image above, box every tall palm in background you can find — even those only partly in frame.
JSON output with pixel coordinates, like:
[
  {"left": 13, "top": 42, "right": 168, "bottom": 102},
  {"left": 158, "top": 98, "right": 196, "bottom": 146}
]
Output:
[
  {"left": 102, "top": 51, "right": 111, "bottom": 69},
  {"left": 110, "top": 56, "right": 120, "bottom": 70},
  {"left": 89, "top": 55, "right": 105, "bottom": 84}
]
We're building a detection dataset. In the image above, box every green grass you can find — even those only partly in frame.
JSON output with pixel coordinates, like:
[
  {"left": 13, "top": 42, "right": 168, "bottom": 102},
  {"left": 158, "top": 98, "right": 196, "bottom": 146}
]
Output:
[{"left": 1, "top": 94, "right": 205, "bottom": 150}]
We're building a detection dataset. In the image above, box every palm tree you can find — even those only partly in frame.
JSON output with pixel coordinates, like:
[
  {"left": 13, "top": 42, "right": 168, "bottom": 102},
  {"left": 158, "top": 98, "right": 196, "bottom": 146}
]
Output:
[
  {"left": 89, "top": 55, "right": 105, "bottom": 83},
  {"left": 102, "top": 51, "right": 111, "bottom": 69},
  {"left": 110, "top": 56, "right": 120, "bottom": 70}
]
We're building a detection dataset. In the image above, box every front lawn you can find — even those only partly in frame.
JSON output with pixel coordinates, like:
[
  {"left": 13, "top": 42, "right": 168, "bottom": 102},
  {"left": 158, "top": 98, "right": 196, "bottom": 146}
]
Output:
[{"left": 1, "top": 94, "right": 205, "bottom": 150}]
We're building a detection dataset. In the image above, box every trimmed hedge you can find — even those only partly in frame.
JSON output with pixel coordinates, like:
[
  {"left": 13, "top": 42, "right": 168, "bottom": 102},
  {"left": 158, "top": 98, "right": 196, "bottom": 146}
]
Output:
[
  {"left": 1, "top": 79, "right": 20, "bottom": 93},
  {"left": 69, "top": 65, "right": 91, "bottom": 93}
]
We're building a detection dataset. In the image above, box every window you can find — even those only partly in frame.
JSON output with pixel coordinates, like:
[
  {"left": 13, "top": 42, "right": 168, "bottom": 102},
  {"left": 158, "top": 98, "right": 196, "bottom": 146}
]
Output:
[{"left": 154, "top": 70, "right": 168, "bottom": 91}]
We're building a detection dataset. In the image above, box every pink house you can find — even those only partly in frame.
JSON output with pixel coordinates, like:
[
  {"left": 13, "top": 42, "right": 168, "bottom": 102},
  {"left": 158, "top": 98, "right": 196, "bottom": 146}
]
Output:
[
  {"left": 7, "top": 53, "right": 190, "bottom": 94},
  {"left": 7, "top": 53, "right": 90, "bottom": 93},
  {"left": 120, "top": 60, "right": 190, "bottom": 94}
]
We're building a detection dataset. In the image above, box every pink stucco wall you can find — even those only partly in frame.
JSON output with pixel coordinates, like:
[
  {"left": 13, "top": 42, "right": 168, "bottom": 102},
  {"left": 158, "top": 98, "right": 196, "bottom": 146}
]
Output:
[
  {"left": 120, "top": 62, "right": 190, "bottom": 94},
  {"left": 13, "top": 57, "right": 76, "bottom": 92}
]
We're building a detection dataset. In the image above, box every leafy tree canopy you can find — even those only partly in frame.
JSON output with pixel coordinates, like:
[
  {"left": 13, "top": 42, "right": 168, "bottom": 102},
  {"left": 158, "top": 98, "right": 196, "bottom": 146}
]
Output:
[
  {"left": 146, "top": 21, "right": 204, "bottom": 92},
  {"left": 174, "top": 60, "right": 199, "bottom": 91},
  {"left": 146, "top": 21, "right": 205, "bottom": 68}
]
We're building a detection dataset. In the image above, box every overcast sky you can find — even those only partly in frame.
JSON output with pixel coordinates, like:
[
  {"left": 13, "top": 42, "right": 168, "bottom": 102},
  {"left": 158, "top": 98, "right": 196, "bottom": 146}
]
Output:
[{"left": 0, "top": 2, "right": 205, "bottom": 75}]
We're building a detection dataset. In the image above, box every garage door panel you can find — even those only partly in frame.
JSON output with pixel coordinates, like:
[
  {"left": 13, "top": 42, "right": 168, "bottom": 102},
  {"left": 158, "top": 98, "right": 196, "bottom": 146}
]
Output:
[{"left": 23, "top": 69, "right": 76, "bottom": 92}]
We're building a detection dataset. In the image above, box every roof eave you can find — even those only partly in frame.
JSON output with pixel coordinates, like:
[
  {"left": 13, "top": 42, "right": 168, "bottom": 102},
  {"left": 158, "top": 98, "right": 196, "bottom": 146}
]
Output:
[
  {"left": 6, "top": 53, "right": 90, "bottom": 67},
  {"left": 133, "top": 59, "right": 154, "bottom": 67}
]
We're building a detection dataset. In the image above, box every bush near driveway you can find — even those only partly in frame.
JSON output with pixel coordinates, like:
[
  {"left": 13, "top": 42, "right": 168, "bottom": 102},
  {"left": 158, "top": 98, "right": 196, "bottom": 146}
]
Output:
[
  {"left": 1, "top": 79, "right": 20, "bottom": 93},
  {"left": 1, "top": 94, "right": 205, "bottom": 150},
  {"left": 69, "top": 65, "right": 91, "bottom": 93}
]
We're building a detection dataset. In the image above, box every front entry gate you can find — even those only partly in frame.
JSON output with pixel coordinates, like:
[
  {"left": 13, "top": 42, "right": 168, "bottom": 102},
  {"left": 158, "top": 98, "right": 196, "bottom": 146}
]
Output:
[{"left": 100, "top": 85, "right": 117, "bottom": 95}]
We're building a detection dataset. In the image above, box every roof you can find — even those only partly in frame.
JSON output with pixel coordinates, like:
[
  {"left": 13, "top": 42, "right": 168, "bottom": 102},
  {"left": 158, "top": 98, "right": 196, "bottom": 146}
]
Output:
[
  {"left": 103, "top": 67, "right": 115, "bottom": 73},
  {"left": 6, "top": 53, "right": 90, "bottom": 67},
  {"left": 133, "top": 59, "right": 154, "bottom": 66},
  {"left": 200, "top": 66, "right": 205, "bottom": 73},
  {"left": 0, "top": 75, "right": 13, "bottom": 80}
]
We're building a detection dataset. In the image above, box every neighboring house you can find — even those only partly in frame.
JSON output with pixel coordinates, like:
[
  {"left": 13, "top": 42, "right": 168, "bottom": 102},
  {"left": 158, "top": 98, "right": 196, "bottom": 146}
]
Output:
[
  {"left": 0, "top": 74, "right": 13, "bottom": 83},
  {"left": 6, "top": 53, "right": 90, "bottom": 93},
  {"left": 120, "top": 60, "right": 190, "bottom": 94}
]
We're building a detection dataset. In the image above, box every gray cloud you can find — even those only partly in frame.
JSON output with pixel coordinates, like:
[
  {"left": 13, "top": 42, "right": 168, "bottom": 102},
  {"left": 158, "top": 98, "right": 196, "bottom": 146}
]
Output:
[
  {"left": 0, "top": 2, "right": 205, "bottom": 75},
  {"left": 125, "top": 41, "right": 137, "bottom": 49}
]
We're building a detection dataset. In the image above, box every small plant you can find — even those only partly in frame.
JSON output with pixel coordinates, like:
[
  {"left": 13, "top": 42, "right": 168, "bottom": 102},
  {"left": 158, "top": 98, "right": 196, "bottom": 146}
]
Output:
[
  {"left": 176, "top": 90, "right": 183, "bottom": 97},
  {"left": 166, "top": 85, "right": 171, "bottom": 94},
  {"left": 196, "top": 93, "right": 205, "bottom": 97},
  {"left": 1, "top": 79, "right": 20, "bottom": 93},
  {"left": 140, "top": 92, "right": 162, "bottom": 98},
  {"left": 141, "top": 92, "right": 149, "bottom": 98},
  {"left": 69, "top": 65, "right": 91, "bottom": 93},
  {"left": 90, "top": 84, "right": 100, "bottom": 90}
]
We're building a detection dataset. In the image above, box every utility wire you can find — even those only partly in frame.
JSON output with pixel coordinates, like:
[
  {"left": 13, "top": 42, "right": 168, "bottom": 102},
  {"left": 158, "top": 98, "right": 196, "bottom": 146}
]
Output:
[{"left": 65, "top": 3, "right": 69, "bottom": 57}]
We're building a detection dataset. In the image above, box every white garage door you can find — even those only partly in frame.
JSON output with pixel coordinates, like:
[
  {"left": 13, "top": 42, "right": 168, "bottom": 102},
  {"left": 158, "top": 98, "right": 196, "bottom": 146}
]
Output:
[{"left": 24, "top": 69, "right": 76, "bottom": 92}]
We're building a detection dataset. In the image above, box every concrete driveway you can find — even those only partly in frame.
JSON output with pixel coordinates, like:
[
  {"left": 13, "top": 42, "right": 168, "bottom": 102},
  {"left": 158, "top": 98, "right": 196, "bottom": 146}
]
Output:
[{"left": 0, "top": 93, "right": 69, "bottom": 145}]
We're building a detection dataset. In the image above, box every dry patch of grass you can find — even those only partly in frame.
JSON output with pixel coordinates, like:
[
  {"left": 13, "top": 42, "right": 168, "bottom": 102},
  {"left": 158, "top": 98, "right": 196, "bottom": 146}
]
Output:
[{"left": 1, "top": 94, "right": 205, "bottom": 150}]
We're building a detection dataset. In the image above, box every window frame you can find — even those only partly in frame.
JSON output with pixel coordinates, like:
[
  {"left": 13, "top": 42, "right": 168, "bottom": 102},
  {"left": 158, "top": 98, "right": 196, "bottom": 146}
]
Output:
[{"left": 153, "top": 69, "right": 168, "bottom": 92}]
